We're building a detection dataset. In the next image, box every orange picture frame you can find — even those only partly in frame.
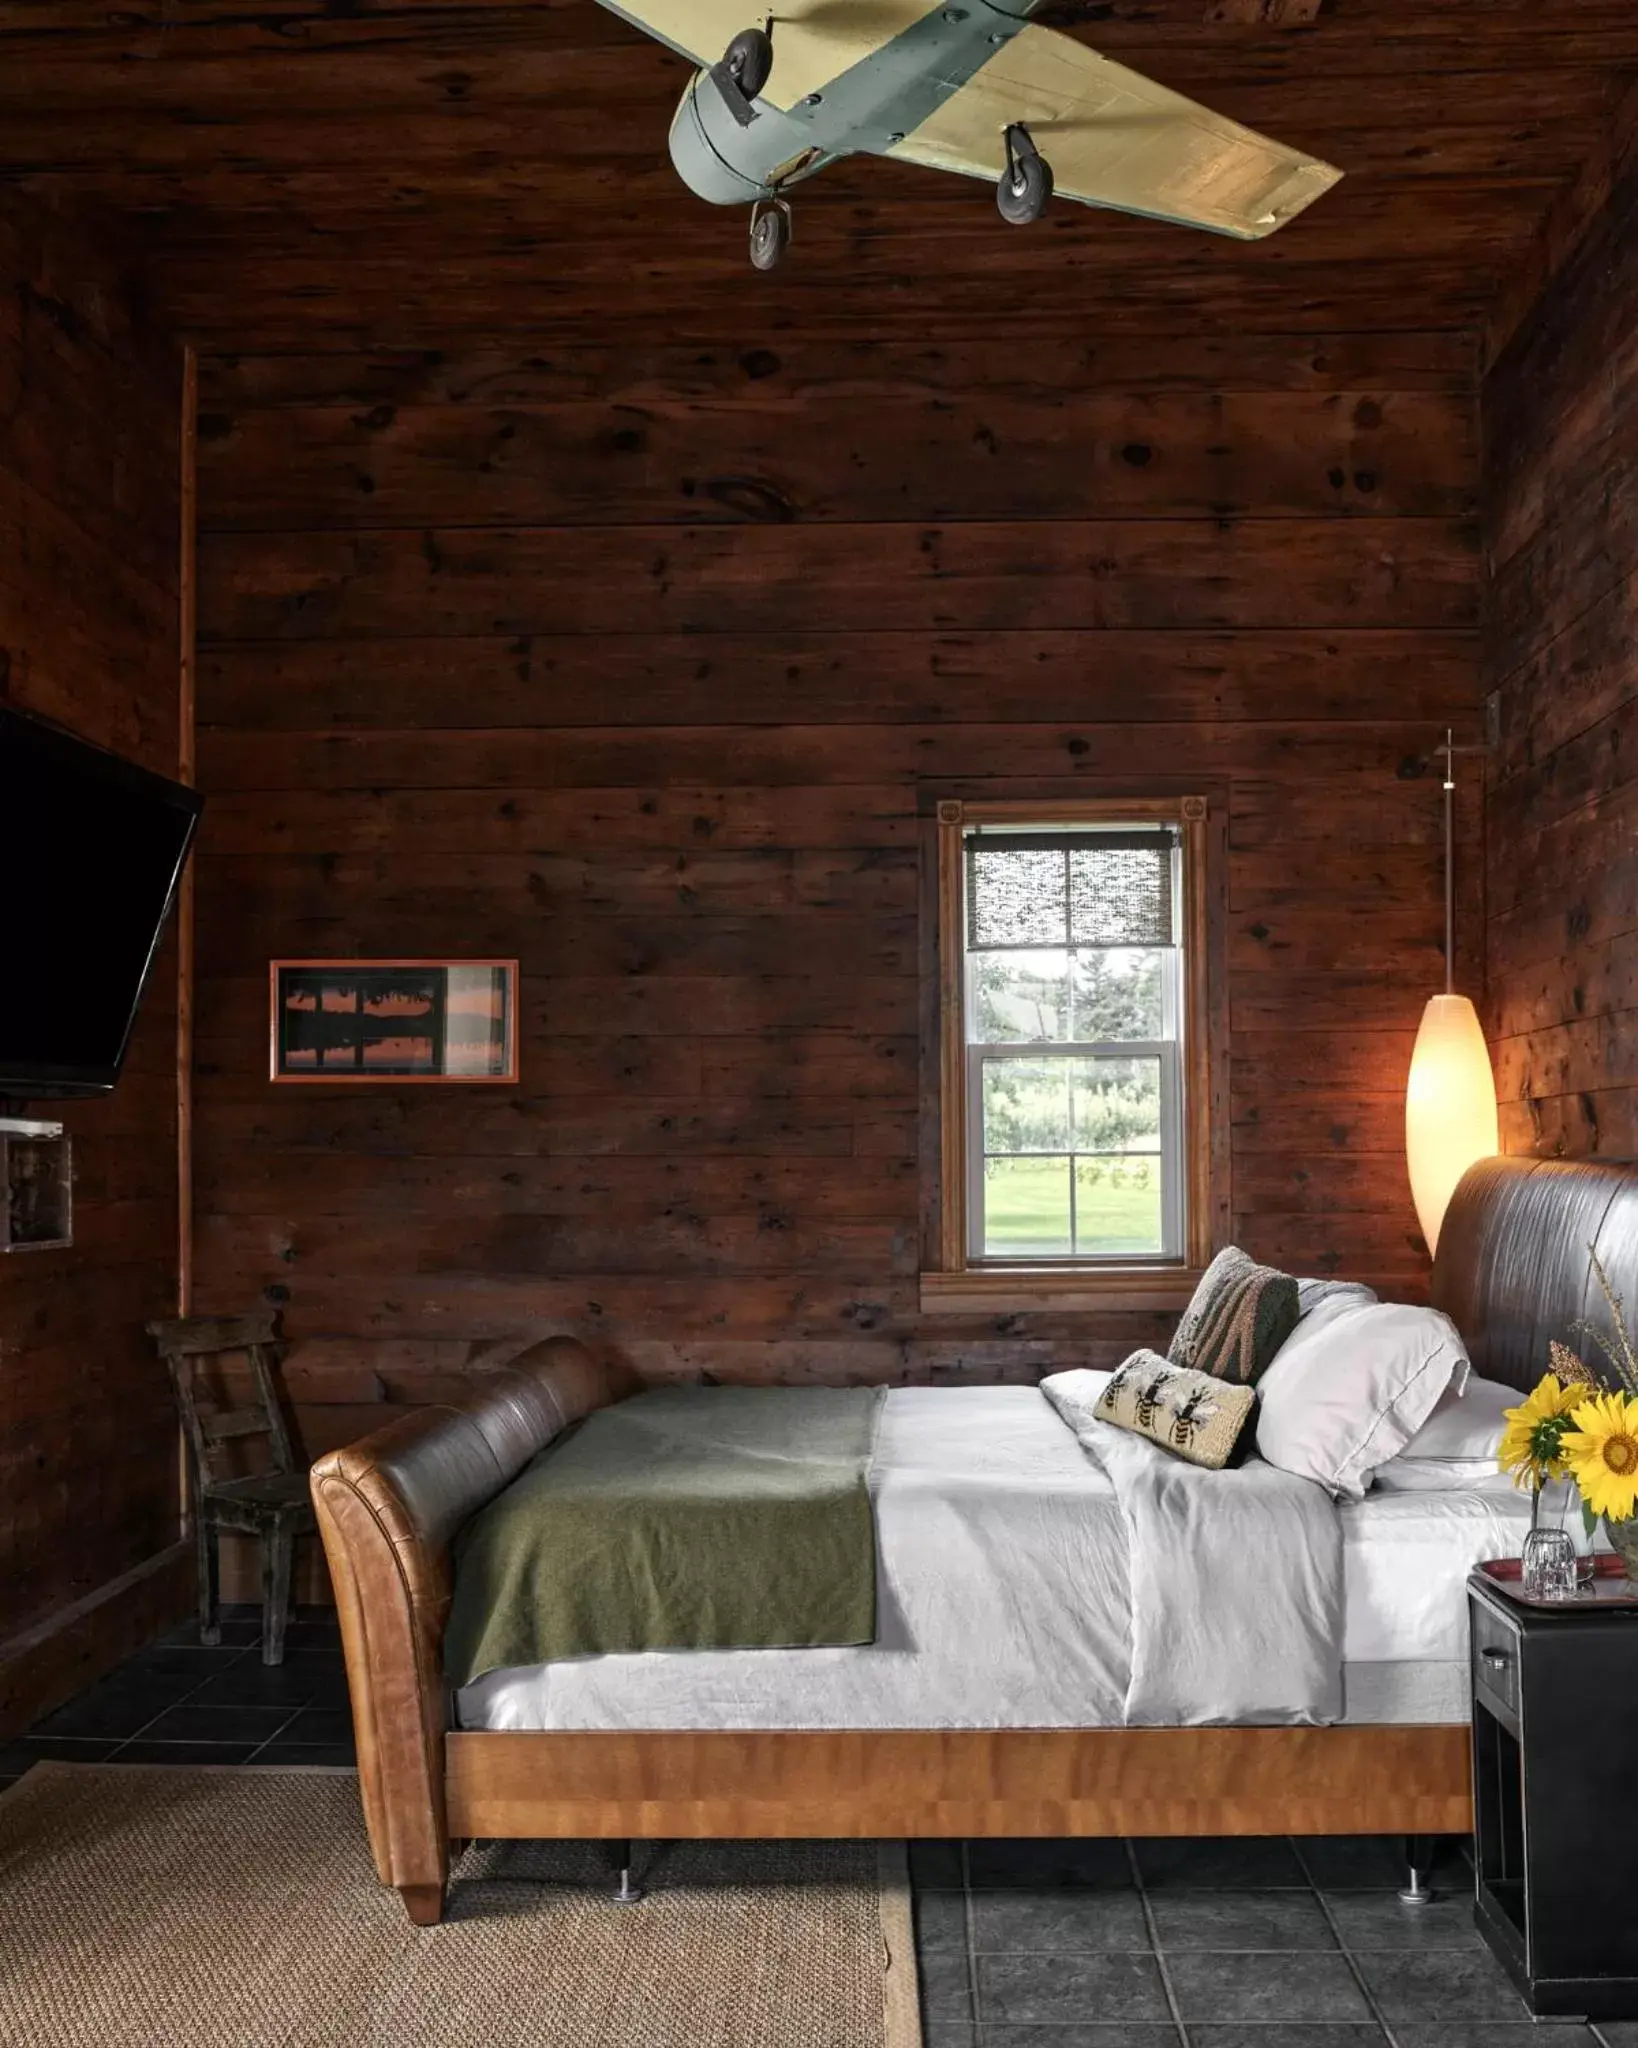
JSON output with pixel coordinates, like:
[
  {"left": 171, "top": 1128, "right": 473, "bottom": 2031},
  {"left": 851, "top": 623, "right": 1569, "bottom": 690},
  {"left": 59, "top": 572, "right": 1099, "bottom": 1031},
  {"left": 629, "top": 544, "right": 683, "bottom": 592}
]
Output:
[{"left": 269, "top": 958, "right": 519, "bottom": 1085}]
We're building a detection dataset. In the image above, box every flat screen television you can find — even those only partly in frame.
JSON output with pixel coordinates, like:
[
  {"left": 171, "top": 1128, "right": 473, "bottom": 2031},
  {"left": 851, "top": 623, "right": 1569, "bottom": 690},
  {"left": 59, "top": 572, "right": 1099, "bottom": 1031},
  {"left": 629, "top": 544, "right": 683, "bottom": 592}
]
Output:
[{"left": 0, "top": 706, "right": 202, "bottom": 1100}]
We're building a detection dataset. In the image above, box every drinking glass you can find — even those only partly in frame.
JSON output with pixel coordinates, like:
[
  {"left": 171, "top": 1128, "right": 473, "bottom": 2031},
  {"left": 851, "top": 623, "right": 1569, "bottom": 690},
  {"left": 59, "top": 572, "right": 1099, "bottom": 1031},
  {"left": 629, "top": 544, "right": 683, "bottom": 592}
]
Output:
[{"left": 1522, "top": 1524, "right": 1578, "bottom": 1601}]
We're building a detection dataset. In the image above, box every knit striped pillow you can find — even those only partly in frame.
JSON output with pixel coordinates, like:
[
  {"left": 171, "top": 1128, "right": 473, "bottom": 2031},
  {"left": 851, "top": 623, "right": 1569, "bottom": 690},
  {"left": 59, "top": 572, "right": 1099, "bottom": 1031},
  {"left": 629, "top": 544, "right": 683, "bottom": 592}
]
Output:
[{"left": 1168, "top": 1245, "right": 1300, "bottom": 1387}]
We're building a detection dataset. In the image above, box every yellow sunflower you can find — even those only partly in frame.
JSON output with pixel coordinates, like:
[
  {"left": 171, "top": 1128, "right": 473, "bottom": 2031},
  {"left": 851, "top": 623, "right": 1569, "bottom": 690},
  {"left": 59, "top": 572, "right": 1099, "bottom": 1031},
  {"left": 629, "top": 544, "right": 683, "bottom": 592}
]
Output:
[
  {"left": 1498, "top": 1373, "right": 1588, "bottom": 1488},
  {"left": 1562, "top": 1392, "right": 1638, "bottom": 1523}
]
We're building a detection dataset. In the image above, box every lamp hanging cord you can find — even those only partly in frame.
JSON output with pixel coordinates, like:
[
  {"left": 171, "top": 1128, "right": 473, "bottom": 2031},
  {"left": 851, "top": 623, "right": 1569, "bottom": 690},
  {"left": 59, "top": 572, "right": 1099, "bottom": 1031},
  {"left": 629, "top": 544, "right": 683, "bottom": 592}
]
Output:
[{"left": 1442, "top": 727, "right": 1455, "bottom": 998}]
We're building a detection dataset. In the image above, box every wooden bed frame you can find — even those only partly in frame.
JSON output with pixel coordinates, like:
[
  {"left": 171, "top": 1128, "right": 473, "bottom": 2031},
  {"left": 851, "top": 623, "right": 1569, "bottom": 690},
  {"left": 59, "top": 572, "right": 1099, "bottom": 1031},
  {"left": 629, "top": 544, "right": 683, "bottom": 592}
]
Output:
[{"left": 310, "top": 1154, "right": 1638, "bottom": 1924}]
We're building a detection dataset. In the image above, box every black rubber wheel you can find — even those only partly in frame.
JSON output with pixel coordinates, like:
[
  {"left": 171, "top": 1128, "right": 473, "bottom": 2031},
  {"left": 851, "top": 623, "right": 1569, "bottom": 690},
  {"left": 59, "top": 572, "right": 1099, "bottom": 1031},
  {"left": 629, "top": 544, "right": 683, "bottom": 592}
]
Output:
[
  {"left": 996, "top": 151, "right": 1053, "bottom": 225},
  {"left": 724, "top": 27, "right": 774, "bottom": 97},
  {"left": 749, "top": 204, "right": 790, "bottom": 272}
]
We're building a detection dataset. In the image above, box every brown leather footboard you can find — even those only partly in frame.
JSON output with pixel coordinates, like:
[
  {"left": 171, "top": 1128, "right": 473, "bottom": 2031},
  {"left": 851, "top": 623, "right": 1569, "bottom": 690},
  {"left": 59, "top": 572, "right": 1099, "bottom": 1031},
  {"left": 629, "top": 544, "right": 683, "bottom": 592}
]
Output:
[{"left": 309, "top": 1336, "right": 631, "bottom": 1921}]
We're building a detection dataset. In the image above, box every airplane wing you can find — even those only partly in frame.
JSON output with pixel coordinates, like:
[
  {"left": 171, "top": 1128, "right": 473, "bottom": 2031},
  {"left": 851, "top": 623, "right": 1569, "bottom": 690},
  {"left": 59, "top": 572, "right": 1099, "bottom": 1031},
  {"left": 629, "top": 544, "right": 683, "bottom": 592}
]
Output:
[{"left": 885, "top": 28, "right": 1341, "bottom": 238}]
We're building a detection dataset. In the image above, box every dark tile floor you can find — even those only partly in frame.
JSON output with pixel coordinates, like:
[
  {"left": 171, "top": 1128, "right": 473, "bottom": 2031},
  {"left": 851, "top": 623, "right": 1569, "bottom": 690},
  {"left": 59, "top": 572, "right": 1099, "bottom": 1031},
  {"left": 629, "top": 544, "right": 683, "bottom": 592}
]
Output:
[
  {"left": 0, "top": 1604, "right": 353, "bottom": 1783},
  {"left": 911, "top": 1833, "right": 1627, "bottom": 2048},
  {"left": 3, "top": 1615, "right": 1631, "bottom": 2048}
]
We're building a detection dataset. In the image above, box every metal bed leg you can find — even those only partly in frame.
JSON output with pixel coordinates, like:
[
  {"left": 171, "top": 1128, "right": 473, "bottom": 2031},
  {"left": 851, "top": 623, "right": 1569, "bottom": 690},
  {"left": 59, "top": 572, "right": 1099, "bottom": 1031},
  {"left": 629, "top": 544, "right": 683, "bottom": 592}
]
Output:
[
  {"left": 1397, "top": 1833, "right": 1434, "bottom": 1906},
  {"left": 609, "top": 1839, "right": 645, "bottom": 1905}
]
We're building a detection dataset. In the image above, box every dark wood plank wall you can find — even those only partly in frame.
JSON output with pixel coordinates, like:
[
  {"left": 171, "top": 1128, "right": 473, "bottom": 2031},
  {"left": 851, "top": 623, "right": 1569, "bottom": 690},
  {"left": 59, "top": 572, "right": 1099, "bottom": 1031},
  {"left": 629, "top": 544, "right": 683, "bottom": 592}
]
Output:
[
  {"left": 1485, "top": 164, "right": 1638, "bottom": 1161},
  {"left": 0, "top": 191, "right": 185, "bottom": 1728},
  {"left": 0, "top": 0, "right": 1628, "bottom": 352},
  {"left": 191, "top": 331, "right": 1481, "bottom": 1469}
]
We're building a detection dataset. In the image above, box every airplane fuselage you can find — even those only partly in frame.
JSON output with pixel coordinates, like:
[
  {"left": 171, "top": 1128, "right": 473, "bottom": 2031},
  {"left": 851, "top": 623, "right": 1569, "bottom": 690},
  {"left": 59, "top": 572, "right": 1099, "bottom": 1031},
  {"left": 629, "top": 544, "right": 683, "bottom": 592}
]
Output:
[
  {"left": 668, "top": 73, "right": 833, "bottom": 206},
  {"left": 667, "top": 0, "right": 1033, "bottom": 207}
]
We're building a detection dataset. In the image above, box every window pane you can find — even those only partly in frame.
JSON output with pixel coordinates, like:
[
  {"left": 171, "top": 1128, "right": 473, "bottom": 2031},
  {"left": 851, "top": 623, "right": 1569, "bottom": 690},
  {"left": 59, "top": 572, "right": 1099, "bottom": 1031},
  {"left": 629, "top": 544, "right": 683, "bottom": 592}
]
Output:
[
  {"left": 1075, "top": 1155, "right": 1163, "bottom": 1256},
  {"left": 972, "top": 949, "right": 1073, "bottom": 1043},
  {"left": 1070, "top": 1056, "right": 1161, "bottom": 1152},
  {"left": 983, "top": 1155, "right": 1072, "bottom": 1256},
  {"left": 1068, "top": 948, "right": 1166, "bottom": 1041},
  {"left": 982, "top": 1059, "right": 1072, "bottom": 1154}
]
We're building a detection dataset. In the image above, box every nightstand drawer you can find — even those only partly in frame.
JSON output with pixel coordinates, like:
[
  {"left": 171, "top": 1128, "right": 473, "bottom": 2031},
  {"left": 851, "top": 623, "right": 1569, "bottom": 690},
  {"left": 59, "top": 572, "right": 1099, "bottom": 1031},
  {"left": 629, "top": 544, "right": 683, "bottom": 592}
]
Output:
[{"left": 1472, "top": 1598, "right": 1522, "bottom": 1722}]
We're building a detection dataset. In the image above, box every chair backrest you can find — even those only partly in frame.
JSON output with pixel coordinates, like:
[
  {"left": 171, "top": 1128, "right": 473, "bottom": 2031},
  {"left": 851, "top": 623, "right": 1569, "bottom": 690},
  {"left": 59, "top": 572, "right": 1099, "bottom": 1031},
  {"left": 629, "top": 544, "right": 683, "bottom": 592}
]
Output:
[{"left": 147, "top": 1309, "right": 298, "bottom": 1489}]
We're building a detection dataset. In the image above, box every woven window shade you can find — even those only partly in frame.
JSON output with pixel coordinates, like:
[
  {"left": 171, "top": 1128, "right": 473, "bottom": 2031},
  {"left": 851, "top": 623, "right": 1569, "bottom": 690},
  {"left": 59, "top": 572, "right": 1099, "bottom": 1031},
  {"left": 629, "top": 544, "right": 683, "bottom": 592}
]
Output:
[{"left": 966, "top": 831, "right": 1175, "bottom": 950}]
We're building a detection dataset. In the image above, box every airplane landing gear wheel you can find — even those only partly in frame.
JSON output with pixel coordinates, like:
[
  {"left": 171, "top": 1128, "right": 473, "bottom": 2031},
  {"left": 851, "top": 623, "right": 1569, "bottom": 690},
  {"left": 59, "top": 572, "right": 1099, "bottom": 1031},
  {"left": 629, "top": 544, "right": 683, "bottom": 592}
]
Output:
[
  {"left": 724, "top": 26, "right": 774, "bottom": 97},
  {"left": 997, "top": 123, "right": 1053, "bottom": 224},
  {"left": 749, "top": 198, "right": 791, "bottom": 271}
]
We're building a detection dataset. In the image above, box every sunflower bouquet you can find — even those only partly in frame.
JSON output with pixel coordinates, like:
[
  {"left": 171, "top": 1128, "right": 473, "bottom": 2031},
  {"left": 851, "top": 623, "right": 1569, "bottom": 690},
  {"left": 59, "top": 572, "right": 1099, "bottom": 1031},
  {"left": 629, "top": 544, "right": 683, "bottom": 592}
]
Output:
[{"left": 1500, "top": 1247, "right": 1638, "bottom": 1577}]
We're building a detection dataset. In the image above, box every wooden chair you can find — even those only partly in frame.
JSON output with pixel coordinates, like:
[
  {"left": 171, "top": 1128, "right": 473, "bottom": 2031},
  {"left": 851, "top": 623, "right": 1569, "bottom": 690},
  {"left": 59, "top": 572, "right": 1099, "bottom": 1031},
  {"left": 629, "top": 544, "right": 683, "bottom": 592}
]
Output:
[{"left": 147, "top": 1309, "right": 316, "bottom": 1666}]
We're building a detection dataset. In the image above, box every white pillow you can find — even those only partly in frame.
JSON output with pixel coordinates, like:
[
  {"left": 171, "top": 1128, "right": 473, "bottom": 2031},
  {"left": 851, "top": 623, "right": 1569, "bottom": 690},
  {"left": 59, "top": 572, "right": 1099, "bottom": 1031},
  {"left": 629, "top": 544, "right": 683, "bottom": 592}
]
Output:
[
  {"left": 1294, "top": 1277, "right": 1379, "bottom": 1322},
  {"left": 1039, "top": 1367, "right": 1115, "bottom": 1438},
  {"left": 1395, "top": 1372, "right": 1517, "bottom": 1458},
  {"left": 1254, "top": 1301, "right": 1471, "bottom": 1501},
  {"left": 1369, "top": 1373, "right": 1521, "bottom": 1494}
]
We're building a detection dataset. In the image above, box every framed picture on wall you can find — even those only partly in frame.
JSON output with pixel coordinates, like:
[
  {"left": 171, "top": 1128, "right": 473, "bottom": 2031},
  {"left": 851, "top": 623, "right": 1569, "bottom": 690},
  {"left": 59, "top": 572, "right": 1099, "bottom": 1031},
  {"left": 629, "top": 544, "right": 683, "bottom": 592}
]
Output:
[{"left": 269, "top": 959, "right": 518, "bottom": 1084}]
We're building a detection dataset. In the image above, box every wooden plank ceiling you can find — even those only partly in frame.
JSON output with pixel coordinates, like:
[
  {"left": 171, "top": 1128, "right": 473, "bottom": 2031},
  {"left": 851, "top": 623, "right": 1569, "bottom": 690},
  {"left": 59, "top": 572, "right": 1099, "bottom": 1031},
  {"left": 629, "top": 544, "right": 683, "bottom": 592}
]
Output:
[{"left": 0, "top": 0, "right": 1632, "bottom": 344}]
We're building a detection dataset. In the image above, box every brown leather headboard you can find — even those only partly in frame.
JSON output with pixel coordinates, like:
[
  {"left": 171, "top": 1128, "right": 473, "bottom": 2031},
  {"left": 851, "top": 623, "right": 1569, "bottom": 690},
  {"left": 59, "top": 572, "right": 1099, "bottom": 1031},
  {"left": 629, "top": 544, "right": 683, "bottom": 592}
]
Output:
[{"left": 1431, "top": 1155, "right": 1638, "bottom": 1391}]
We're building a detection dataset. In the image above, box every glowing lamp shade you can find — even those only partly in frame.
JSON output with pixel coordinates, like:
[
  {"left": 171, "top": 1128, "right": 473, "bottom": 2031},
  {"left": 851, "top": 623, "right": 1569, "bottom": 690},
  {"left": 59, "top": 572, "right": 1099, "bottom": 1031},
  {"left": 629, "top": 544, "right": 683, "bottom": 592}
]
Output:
[{"left": 1405, "top": 992, "right": 1498, "bottom": 1257}]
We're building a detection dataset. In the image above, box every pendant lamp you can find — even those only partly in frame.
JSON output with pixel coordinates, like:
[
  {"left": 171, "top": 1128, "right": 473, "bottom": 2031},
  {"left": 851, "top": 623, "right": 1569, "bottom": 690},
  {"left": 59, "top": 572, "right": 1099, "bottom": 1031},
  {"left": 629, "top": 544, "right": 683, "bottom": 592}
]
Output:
[{"left": 1405, "top": 730, "right": 1498, "bottom": 1257}]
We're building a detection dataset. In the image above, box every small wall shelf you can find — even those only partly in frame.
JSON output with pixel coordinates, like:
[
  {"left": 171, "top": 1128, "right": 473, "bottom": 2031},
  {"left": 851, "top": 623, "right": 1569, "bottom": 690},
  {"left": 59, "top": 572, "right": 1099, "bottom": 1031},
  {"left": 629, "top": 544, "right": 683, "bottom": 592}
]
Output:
[{"left": 1, "top": 1117, "right": 73, "bottom": 1253}]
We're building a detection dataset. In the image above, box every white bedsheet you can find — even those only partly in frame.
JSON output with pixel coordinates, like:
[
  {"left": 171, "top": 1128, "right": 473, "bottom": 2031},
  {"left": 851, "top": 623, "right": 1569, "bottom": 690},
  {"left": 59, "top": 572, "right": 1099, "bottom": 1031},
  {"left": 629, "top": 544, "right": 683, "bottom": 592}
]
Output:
[
  {"left": 455, "top": 1385, "right": 1531, "bottom": 1734},
  {"left": 1339, "top": 1484, "right": 1532, "bottom": 1663}
]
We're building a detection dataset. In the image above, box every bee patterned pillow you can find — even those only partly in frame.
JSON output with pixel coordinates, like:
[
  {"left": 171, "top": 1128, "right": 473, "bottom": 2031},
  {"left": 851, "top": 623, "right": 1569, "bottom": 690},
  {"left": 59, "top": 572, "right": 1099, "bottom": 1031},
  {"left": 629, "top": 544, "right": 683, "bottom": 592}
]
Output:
[{"left": 1096, "top": 1350, "right": 1257, "bottom": 1470}]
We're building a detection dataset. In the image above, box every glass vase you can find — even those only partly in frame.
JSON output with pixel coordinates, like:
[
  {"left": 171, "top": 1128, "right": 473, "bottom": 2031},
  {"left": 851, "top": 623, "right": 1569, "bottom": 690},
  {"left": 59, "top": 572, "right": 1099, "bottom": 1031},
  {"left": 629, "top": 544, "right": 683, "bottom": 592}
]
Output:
[{"left": 1605, "top": 1516, "right": 1638, "bottom": 1581}]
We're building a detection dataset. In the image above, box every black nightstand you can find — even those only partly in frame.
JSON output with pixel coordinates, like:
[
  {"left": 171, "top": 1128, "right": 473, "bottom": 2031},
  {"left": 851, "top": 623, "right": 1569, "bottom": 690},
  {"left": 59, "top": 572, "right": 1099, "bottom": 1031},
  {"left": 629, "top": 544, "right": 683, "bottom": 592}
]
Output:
[{"left": 1468, "top": 1566, "right": 1638, "bottom": 2018}]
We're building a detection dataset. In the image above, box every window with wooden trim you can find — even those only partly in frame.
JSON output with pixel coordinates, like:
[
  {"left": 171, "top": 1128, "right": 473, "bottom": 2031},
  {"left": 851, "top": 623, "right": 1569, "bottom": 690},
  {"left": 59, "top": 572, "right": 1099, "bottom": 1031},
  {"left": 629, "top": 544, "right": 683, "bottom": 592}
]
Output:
[{"left": 926, "top": 795, "right": 1221, "bottom": 1311}]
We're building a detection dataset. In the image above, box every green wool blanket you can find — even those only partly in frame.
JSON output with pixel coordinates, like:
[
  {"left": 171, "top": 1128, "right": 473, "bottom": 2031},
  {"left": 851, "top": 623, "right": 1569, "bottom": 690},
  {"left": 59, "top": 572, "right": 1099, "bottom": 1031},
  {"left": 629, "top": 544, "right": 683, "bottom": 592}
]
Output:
[{"left": 442, "top": 1385, "right": 886, "bottom": 1686}]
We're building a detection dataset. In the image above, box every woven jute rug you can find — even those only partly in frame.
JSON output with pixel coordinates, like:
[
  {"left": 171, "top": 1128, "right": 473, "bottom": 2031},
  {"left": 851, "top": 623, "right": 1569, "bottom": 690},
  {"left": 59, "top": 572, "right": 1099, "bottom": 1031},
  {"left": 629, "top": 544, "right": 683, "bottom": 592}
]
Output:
[{"left": 0, "top": 1764, "right": 922, "bottom": 2048}]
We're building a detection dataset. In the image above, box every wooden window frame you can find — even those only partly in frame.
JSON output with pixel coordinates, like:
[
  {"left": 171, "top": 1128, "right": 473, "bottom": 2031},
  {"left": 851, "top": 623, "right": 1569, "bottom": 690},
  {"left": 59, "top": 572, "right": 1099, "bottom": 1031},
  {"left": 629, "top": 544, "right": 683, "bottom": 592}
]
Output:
[{"left": 920, "top": 793, "right": 1228, "bottom": 1315}]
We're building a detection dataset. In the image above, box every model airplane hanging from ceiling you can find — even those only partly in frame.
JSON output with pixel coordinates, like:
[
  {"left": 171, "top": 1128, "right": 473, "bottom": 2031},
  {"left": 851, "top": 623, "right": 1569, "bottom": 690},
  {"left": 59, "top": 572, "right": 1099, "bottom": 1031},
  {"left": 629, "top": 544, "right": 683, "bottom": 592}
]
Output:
[{"left": 597, "top": 0, "right": 1342, "bottom": 267}]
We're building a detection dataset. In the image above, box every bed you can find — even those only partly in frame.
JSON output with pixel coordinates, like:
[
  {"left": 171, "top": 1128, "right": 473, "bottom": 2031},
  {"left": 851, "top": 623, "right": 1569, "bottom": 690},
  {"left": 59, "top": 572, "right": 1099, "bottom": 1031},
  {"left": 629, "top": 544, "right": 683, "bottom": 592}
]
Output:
[
  {"left": 311, "top": 1153, "right": 1638, "bottom": 1925},
  {"left": 453, "top": 1385, "right": 1526, "bottom": 1735}
]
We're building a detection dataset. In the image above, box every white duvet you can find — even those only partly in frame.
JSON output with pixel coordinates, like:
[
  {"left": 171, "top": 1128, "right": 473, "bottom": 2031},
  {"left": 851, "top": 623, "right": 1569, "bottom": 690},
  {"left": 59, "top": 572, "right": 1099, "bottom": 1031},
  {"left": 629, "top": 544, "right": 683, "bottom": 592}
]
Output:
[
  {"left": 454, "top": 1385, "right": 1532, "bottom": 1735},
  {"left": 1044, "top": 1369, "right": 1344, "bottom": 1725}
]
